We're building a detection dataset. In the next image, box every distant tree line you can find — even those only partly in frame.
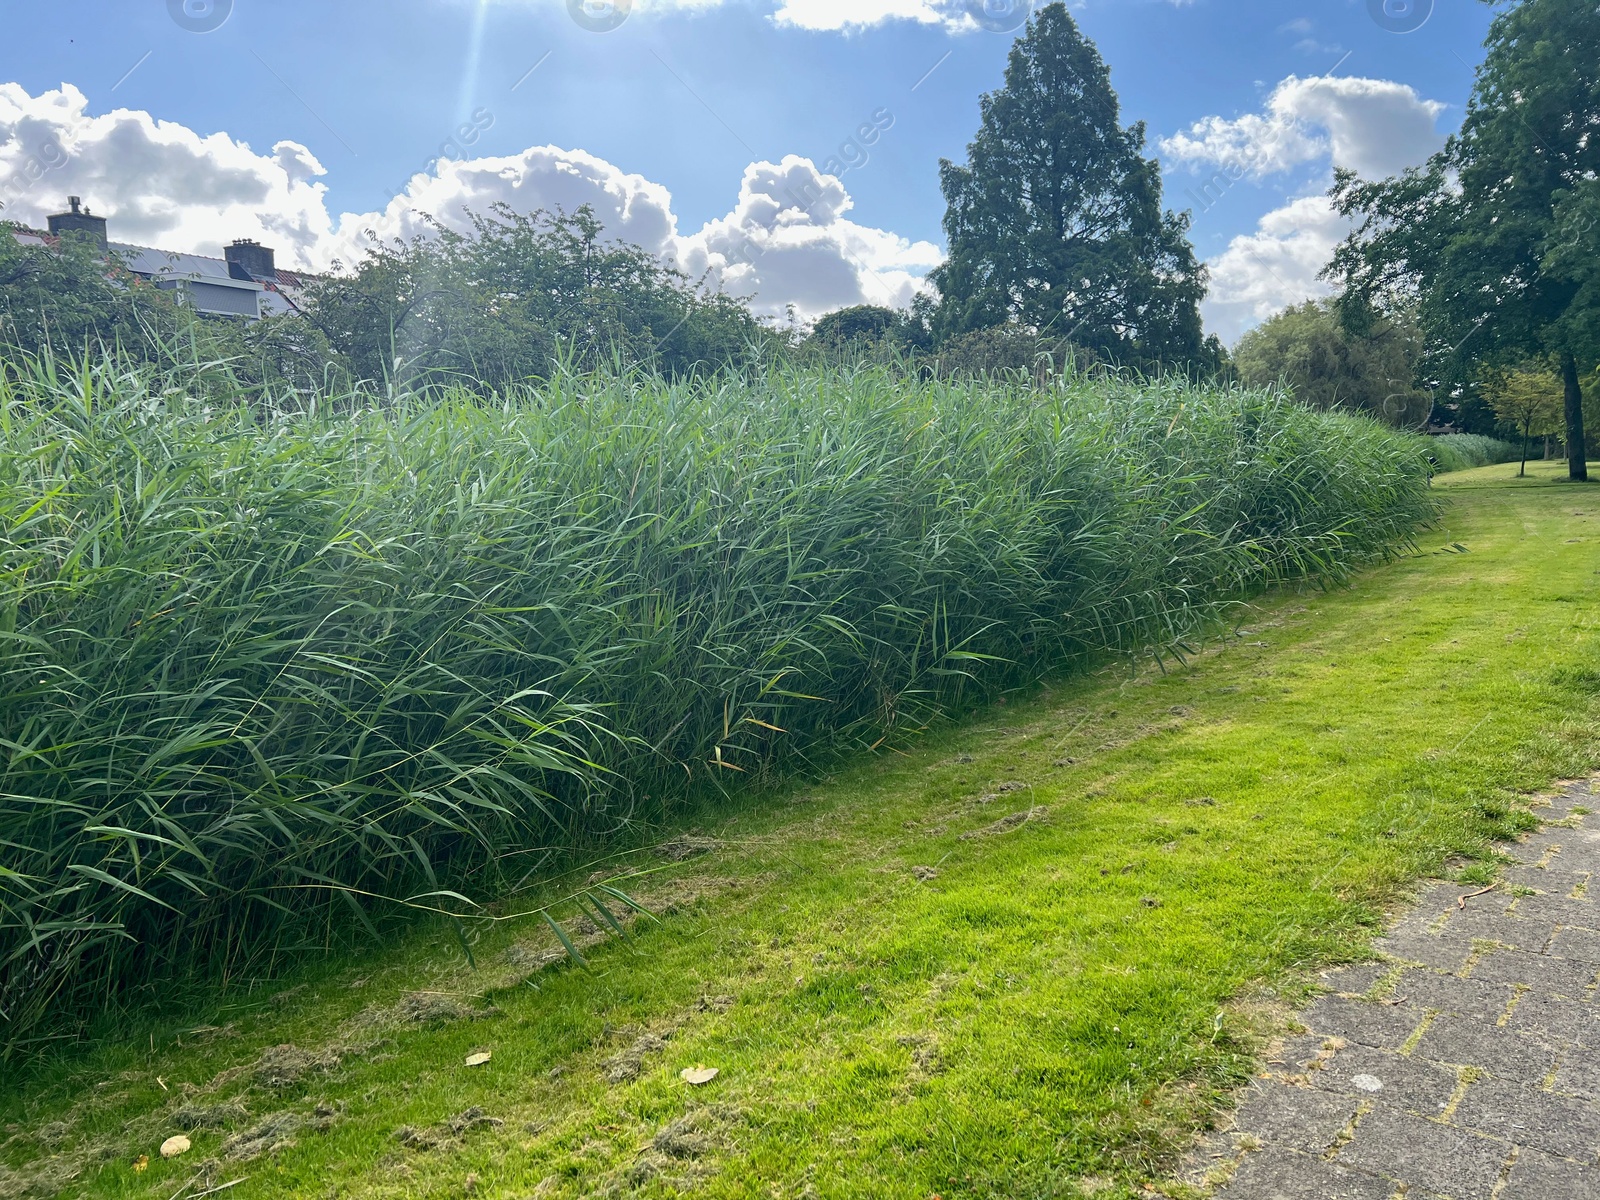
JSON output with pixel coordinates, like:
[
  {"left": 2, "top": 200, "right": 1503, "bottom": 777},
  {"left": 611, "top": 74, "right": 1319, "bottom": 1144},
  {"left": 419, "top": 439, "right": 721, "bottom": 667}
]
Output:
[
  {"left": 0, "top": 4, "right": 1232, "bottom": 399},
  {"left": 12, "top": 0, "right": 1591, "bottom": 455}
]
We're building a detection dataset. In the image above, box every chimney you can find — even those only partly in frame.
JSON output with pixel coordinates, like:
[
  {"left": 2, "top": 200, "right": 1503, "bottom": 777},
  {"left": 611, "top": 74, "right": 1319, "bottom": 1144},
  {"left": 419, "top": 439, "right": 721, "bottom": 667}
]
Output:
[
  {"left": 47, "top": 196, "right": 109, "bottom": 249},
  {"left": 225, "top": 239, "right": 277, "bottom": 282}
]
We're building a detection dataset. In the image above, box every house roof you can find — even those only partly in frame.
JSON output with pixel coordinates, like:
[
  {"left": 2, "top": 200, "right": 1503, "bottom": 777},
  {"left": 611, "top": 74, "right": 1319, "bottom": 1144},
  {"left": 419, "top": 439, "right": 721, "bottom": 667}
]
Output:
[
  {"left": 9, "top": 225, "right": 316, "bottom": 307},
  {"left": 109, "top": 242, "right": 316, "bottom": 316}
]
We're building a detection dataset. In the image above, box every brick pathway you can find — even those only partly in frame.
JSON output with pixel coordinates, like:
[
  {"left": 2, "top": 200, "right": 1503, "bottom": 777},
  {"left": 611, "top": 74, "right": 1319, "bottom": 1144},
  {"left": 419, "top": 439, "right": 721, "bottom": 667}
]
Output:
[{"left": 1200, "top": 777, "right": 1600, "bottom": 1199}]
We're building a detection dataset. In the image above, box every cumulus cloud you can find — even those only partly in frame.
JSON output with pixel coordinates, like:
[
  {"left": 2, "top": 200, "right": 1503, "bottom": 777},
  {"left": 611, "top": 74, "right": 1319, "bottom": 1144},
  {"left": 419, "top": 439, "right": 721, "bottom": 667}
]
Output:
[
  {"left": 515, "top": 0, "right": 1033, "bottom": 34},
  {"left": 0, "top": 82, "right": 935, "bottom": 322},
  {"left": 0, "top": 83, "right": 336, "bottom": 261},
  {"left": 550, "top": 0, "right": 1193, "bottom": 33},
  {"left": 1164, "top": 75, "right": 1449, "bottom": 344},
  {"left": 681, "top": 156, "right": 943, "bottom": 316},
  {"left": 1160, "top": 75, "right": 1447, "bottom": 182},
  {"left": 336, "top": 145, "right": 681, "bottom": 265},
  {"left": 1199, "top": 195, "right": 1348, "bottom": 345}
]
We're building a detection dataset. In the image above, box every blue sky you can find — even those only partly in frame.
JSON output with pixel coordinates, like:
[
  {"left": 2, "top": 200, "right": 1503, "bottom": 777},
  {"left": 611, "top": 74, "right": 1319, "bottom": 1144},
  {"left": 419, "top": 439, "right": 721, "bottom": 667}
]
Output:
[{"left": 0, "top": 0, "right": 1498, "bottom": 341}]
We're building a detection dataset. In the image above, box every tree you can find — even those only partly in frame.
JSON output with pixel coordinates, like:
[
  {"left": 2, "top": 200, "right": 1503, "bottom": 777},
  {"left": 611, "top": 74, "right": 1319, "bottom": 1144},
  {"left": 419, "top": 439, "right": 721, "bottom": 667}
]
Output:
[
  {"left": 0, "top": 220, "right": 177, "bottom": 356},
  {"left": 0, "top": 221, "right": 330, "bottom": 397},
  {"left": 1327, "top": 0, "right": 1600, "bottom": 481},
  {"left": 1483, "top": 362, "right": 1566, "bottom": 476},
  {"left": 303, "top": 205, "right": 766, "bottom": 390},
  {"left": 809, "top": 305, "right": 900, "bottom": 349},
  {"left": 1233, "top": 300, "right": 1431, "bottom": 427},
  {"left": 930, "top": 3, "right": 1218, "bottom": 375}
]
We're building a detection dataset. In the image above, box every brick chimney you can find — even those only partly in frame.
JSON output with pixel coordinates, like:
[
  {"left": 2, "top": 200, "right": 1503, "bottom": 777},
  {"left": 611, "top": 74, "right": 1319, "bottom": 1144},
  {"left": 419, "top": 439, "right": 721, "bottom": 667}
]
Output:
[
  {"left": 225, "top": 239, "right": 277, "bottom": 282},
  {"left": 47, "top": 197, "right": 109, "bottom": 249}
]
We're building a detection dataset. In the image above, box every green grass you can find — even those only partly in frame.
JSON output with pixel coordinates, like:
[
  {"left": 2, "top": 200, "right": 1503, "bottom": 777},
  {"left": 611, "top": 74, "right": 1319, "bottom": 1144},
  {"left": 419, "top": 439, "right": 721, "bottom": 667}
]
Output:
[
  {"left": 2, "top": 462, "right": 1595, "bottom": 1199},
  {"left": 0, "top": 358, "right": 1441, "bottom": 1060}
]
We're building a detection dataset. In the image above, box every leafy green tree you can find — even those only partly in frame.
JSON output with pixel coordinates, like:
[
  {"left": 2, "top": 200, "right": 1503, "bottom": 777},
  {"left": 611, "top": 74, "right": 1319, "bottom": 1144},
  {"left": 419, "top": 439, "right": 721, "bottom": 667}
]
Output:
[
  {"left": 1327, "top": 0, "right": 1599, "bottom": 481},
  {"left": 930, "top": 3, "right": 1218, "bottom": 375},
  {"left": 809, "top": 305, "right": 899, "bottom": 349},
  {"left": 0, "top": 221, "right": 331, "bottom": 397},
  {"left": 304, "top": 205, "right": 765, "bottom": 390},
  {"left": 1483, "top": 362, "right": 1566, "bottom": 476},
  {"left": 1233, "top": 300, "right": 1431, "bottom": 427},
  {"left": 0, "top": 220, "right": 176, "bottom": 356}
]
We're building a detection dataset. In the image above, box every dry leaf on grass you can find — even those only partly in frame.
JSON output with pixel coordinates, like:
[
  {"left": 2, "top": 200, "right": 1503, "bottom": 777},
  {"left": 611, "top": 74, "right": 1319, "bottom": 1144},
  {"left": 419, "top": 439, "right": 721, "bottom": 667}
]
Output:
[
  {"left": 159, "top": 1134, "right": 192, "bottom": 1158},
  {"left": 679, "top": 1065, "right": 719, "bottom": 1086},
  {"left": 464, "top": 1051, "right": 492, "bottom": 1067}
]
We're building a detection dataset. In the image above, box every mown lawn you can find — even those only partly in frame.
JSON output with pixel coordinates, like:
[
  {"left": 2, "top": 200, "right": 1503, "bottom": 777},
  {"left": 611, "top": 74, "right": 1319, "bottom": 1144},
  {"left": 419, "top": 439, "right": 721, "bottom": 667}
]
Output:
[{"left": 3, "top": 461, "right": 1597, "bottom": 1200}]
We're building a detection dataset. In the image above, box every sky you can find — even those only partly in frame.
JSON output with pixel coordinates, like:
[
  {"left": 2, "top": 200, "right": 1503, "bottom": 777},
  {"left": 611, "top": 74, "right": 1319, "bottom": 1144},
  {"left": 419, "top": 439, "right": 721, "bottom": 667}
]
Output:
[{"left": 0, "top": 0, "right": 1498, "bottom": 344}]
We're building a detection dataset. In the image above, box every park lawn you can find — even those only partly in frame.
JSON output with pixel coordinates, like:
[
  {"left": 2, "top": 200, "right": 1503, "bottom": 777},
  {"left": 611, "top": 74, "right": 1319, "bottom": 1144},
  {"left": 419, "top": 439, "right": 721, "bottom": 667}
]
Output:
[{"left": 2, "top": 461, "right": 1597, "bottom": 1200}]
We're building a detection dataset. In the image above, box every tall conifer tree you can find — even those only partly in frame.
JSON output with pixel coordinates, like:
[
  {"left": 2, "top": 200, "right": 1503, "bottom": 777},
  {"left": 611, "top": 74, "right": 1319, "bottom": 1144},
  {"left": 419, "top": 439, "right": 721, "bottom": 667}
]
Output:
[{"left": 932, "top": 3, "right": 1217, "bottom": 373}]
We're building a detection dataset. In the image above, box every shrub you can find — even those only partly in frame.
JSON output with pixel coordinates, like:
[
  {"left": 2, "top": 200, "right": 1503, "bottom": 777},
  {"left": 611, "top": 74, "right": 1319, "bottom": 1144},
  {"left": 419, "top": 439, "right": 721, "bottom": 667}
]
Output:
[{"left": 0, "top": 358, "right": 1439, "bottom": 1060}]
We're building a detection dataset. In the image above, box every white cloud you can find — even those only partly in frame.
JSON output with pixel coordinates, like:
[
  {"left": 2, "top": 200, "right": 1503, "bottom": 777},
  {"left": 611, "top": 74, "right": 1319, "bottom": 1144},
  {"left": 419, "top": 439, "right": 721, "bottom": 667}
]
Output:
[
  {"left": 1167, "top": 75, "right": 1449, "bottom": 345},
  {"left": 512, "top": 0, "right": 1035, "bottom": 34},
  {"left": 0, "top": 82, "right": 336, "bottom": 258},
  {"left": 681, "top": 156, "right": 943, "bottom": 316},
  {"left": 0, "top": 82, "right": 935, "bottom": 322},
  {"left": 1160, "top": 75, "right": 1447, "bottom": 182},
  {"left": 770, "top": 0, "right": 949, "bottom": 31},
  {"left": 337, "top": 145, "right": 682, "bottom": 266},
  {"left": 1200, "top": 194, "right": 1348, "bottom": 345}
]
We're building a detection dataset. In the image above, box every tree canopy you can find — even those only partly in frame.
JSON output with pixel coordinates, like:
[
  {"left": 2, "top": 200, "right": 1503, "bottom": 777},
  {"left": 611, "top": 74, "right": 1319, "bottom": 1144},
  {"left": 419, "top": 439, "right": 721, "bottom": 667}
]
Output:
[
  {"left": 1327, "top": 0, "right": 1599, "bottom": 480},
  {"left": 1233, "top": 300, "right": 1431, "bottom": 427},
  {"left": 1483, "top": 361, "right": 1567, "bottom": 475},
  {"left": 930, "top": 3, "right": 1219, "bottom": 375},
  {"left": 303, "top": 205, "right": 767, "bottom": 390}
]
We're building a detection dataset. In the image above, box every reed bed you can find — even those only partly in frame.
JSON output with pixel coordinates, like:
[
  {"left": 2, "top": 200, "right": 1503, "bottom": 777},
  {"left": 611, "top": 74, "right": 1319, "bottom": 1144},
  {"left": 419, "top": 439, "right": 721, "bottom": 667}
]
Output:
[
  {"left": 0, "top": 359, "right": 1439, "bottom": 1059},
  {"left": 1428, "top": 433, "right": 1523, "bottom": 473}
]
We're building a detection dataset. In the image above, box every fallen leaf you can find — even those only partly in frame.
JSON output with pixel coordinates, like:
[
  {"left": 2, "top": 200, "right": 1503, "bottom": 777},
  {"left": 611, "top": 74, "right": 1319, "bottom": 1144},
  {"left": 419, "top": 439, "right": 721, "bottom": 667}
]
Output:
[
  {"left": 132, "top": 1156, "right": 149, "bottom": 1173},
  {"left": 679, "top": 1065, "right": 719, "bottom": 1086},
  {"left": 160, "top": 1134, "right": 191, "bottom": 1158},
  {"left": 464, "top": 1051, "right": 492, "bottom": 1067}
]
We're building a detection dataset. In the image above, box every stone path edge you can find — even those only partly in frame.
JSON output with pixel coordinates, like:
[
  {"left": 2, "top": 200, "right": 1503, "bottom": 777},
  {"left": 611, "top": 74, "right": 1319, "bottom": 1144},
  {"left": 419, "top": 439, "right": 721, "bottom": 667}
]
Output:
[{"left": 1168, "top": 776, "right": 1600, "bottom": 1200}]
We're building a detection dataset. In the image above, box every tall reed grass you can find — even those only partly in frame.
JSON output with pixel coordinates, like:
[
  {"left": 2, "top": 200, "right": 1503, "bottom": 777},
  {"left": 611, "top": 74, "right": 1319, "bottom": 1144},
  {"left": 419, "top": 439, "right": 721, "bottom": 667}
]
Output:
[
  {"left": 1427, "top": 433, "right": 1523, "bottom": 473},
  {"left": 0, "top": 358, "right": 1439, "bottom": 1060}
]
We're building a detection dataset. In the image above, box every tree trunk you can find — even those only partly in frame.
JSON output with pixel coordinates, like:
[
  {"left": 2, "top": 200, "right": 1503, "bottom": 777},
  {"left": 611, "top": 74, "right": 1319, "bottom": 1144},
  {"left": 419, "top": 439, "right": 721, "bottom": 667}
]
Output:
[{"left": 1561, "top": 349, "right": 1589, "bottom": 482}]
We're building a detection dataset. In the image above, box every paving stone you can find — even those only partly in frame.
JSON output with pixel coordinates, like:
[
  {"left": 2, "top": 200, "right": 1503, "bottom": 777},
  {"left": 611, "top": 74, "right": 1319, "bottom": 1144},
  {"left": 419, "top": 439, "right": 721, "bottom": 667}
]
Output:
[
  {"left": 1445, "top": 909, "right": 1555, "bottom": 953},
  {"left": 1391, "top": 969, "right": 1517, "bottom": 1024},
  {"left": 1221, "top": 1146, "right": 1397, "bottom": 1199},
  {"left": 1452, "top": 1075, "right": 1600, "bottom": 1161},
  {"left": 1270, "top": 1032, "right": 1334, "bottom": 1073},
  {"left": 1373, "top": 926, "right": 1473, "bottom": 972},
  {"left": 1229, "top": 1081, "right": 1362, "bottom": 1155},
  {"left": 1305, "top": 1042, "right": 1459, "bottom": 1117},
  {"left": 1300, "top": 994, "right": 1423, "bottom": 1052},
  {"left": 1469, "top": 946, "right": 1600, "bottom": 994},
  {"left": 1503, "top": 830, "right": 1572, "bottom": 865},
  {"left": 1216, "top": 781, "right": 1600, "bottom": 1200},
  {"left": 1536, "top": 792, "right": 1594, "bottom": 822},
  {"left": 1550, "top": 1052, "right": 1600, "bottom": 1101},
  {"left": 1332, "top": 1102, "right": 1510, "bottom": 1200},
  {"left": 1319, "top": 962, "right": 1390, "bottom": 996},
  {"left": 1410, "top": 1012, "right": 1561, "bottom": 1086},
  {"left": 1498, "top": 1146, "right": 1600, "bottom": 1200},
  {"left": 1508, "top": 896, "right": 1600, "bottom": 932},
  {"left": 1504, "top": 871, "right": 1594, "bottom": 905},
  {"left": 1505, "top": 990, "right": 1600, "bottom": 1047},
  {"left": 1387, "top": 883, "right": 1470, "bottom": 937},
  {"left": 1549, "top": 925, "right": 1600, "bottom": 965}
]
